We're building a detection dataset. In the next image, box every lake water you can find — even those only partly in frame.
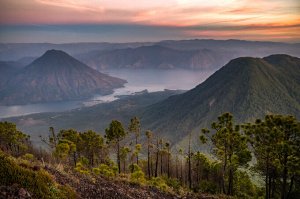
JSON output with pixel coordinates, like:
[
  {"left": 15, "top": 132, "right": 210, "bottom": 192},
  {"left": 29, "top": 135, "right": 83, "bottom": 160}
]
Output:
[{"left": 0, "top": 69, "right": 214, "bottom": 118}]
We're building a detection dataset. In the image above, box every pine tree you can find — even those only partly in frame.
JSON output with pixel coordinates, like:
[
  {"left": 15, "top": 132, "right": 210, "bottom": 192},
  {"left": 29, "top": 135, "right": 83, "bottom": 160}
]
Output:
[
  {"left": 201, "top": 113, "right": 251, "bottom": 195},
  {"left": 105, "top": 120, "right": 127, "bottom": 173}
]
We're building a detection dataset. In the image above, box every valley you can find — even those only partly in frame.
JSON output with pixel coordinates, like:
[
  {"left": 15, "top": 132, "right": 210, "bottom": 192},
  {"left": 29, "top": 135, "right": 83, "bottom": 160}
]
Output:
[
  {"left": 2, "top": 54, "right": 299, "bottom": 151},
  {"left": 1, "top": 0, "right": 300, "bottom": 198},
  {"left": 0, "top": 44, "right": 299, "bottom": 199}
]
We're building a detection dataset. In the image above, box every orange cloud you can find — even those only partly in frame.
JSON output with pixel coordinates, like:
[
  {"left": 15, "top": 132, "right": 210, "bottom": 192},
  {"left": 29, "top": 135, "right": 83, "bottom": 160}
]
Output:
[{"left": 0, "top": 0, "right": 299, "bottom": 42}]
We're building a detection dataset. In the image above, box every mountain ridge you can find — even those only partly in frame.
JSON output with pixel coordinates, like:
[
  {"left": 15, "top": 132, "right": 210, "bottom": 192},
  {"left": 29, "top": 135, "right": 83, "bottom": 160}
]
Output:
[
  {"left": 80, "top": 45, "right": 231, "bottom": 70},
  {"left": 1, "top": 39, "right": 300, "bottom": 71},
  {"left": 140, "top": 54, "right": 300, "bottom": 142}
]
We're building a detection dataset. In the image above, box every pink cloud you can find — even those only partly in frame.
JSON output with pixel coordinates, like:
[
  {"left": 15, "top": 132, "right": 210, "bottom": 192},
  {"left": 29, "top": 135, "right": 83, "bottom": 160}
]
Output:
[{"left": 0, "top": 0, "right": 299, "bottom": 42}]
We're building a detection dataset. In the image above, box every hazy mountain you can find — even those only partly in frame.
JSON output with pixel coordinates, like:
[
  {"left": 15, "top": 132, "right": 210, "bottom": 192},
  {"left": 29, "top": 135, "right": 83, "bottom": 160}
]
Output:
[
  {"left": 0, "top": 42, "right": 153, "bottom": 61},
  {"left": 0, "top": 61, "right": 20, "bottom": 88},
  {"left": 140, "top": 54, "right": 300, "bottom": 143},
  {"left": 1, "top": 40, "right": 299, "bottom": 71},
  {"left": 0, "top": 50, "right": 126, "bottom": 105},
  {"left": 79, "top": 45, "right": 233, "bottom": 70}
]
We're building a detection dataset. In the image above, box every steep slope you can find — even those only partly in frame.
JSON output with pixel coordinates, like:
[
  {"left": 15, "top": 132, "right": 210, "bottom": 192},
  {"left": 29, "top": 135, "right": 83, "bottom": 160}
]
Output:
[
  {"left": 0, "top": 61, "right": 20, "bottom": 88},
  {"left": 0, "top": 50, "right": 126, "bottom": 105},
  {"left": 80, "top": 45, "right": 233, "bottom": 70},
  {"left": 141, "top": 54, "right": 300, "bottom": 142}
]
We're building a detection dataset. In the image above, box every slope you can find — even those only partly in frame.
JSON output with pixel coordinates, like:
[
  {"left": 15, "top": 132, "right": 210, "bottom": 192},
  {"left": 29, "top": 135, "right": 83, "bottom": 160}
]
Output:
[
  {"left": 0, "top": 61, "right": 20, "bottom": 88},
  {"left": 0, "top": 50, "right": 126, "bottom": 105},
  {"left": 141, "top": 54, "right": 300, "bottom": 142}
]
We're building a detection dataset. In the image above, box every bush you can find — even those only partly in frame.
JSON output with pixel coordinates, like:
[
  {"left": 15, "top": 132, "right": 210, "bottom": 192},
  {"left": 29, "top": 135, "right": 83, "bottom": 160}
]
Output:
[
  {"left": 148, "top": 177, "right": 168, "bottom": 191},
  {"left": 127, "top": 164, "right": 146, "bottom": 185},
  {"left": 22, "top": 153, "right": 34, "bottom": 161},
  {"left": 58, "top": 184, "right": 77, "bottom": 199},
  {"left": 93, "top": 163, "right": 117, "bottom": 178},
  {"left": 198, "top": 180, "right": 218, "bottom": 194},
  {"left": 0, "top": 150, "right": 76, "bottom": 198},
  {"left": 130, "top": 170, "right": 146, "bottom": 184},
  {"left": 75, "top": 162, "right": 90, "bottom": 175},
  {"left": 164, "top": 177, "right": 181, "bottom": 192},
  {"left": 234, "top": 170, "right": 263, "bottom": 199}
]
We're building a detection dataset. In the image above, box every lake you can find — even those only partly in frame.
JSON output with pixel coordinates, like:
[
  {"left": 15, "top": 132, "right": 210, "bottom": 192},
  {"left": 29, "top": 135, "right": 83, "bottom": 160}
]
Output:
[{"left": 0, "top": 69, "right": 214, "bottom": 118}]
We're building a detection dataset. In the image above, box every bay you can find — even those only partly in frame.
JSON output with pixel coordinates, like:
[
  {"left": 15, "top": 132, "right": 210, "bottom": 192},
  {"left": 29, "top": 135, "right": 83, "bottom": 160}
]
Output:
[{"left": 0, "top": 69, "right": 214, "bottom": 118}]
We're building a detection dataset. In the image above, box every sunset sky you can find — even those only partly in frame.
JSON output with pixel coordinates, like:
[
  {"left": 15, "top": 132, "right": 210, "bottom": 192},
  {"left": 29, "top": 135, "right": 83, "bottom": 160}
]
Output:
[{"left": 0, "top": 0, "right": 299, "bottom": 43}]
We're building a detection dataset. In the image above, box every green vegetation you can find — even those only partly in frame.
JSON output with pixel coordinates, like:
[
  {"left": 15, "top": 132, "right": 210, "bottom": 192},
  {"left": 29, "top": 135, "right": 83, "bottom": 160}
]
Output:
[
  {"left": 0, "top": 121, "right": 30, "bottom": 156},
  {"left": 105, "top": 120, "right": 127, "bottom": 173},
  {"left": 1, "top": 112, "right": 299, "bottom": 198},
  {"left": 0, "top": 150, "right": 76, "bottom": 199},
  {"left": 243, "top": 115, "right": 300, "bottom": 199},
  {"left": 141, "top": 55, "right": 300, "bottom": 145},
  {"left": 201, "top": 113, "right": 252, "bottom": 195}
]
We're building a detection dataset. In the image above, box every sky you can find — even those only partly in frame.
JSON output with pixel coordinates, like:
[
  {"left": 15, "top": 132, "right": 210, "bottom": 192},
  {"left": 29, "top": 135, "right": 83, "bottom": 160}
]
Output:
[{"left": 0, "top": 0, "right": 299, "bottom": 43}]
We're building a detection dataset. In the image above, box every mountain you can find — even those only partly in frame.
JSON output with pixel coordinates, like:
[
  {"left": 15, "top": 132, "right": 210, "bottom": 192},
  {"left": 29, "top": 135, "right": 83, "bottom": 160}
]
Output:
[
  {"left": 1, "top": 40, "right": 300, "bottom": 71},
  {"left": 0, "top": 61, "right": 20, "bottom": 88},
  {"left": 79, "top": 45, "right": 234, "bottom": 70},
  {"left": 3, "top": 54, "right": 300, "bottom": 147},
  {"left": 140, "top": 54, "right": 300, "bottom": 143},
  {"left": 0, "top": 50, "right": 126, "bottom": 105},
  {"left": 0, "top": 42, "right": 153, "bottom": 61}
]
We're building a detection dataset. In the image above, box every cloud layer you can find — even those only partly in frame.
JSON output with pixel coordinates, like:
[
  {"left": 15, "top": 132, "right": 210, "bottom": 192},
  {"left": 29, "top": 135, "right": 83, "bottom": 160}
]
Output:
[{"left": 0, "top": 0, "right": 299, "bottom": 42}]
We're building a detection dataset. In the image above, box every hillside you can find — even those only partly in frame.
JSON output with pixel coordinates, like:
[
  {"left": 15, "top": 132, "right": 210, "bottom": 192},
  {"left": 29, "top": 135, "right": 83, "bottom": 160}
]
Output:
[
  {"left": 0, "top": 61, "right": 20, "bottom": 88},
  {"left": 1, "top": 120, "right": 228, "bottom": 199},
  {"left": 0, "top": 150, "right": 178, "bottom": 199},
  {"left": 4, "top": 90, "right": 184, "bottom": 145},
  {"left": 140, "top": 54, "right": 300, "bottom": 143},
  {"left": 4, "top": 55, "right": 300, "bottom": 147},
  {"left": 79, "top": 45, "right": 233, "bottom": 70},
  {"left": 0, "top": 50, "right": 126, "bottom": 105}
]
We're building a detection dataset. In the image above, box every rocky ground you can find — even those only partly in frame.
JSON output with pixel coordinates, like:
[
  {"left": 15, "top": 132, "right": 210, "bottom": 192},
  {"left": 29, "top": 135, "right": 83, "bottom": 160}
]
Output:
[
  {"left": 0, "top": 184, "right": 31, "bottom": 199},
  {"left": 45, "top": 166, "right": 181, "bottom": 199},
  {"left": 0, "top": 165, "right": 228, "bottom": 199}
]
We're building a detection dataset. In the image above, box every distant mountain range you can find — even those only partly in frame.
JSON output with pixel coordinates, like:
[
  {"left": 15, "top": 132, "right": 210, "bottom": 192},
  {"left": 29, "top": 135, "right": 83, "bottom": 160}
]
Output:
[
  {"left": 1, "top": 39, "right": 300, "bottom": 70},
  {"left": 4, "top": 54, "right": 300, "bottom": 148},
  {"left": 79, "top": 45, "right": 233, "bottom": 70},
  {"left": 0, "top": 50, "right": 126, "bottom": 105},
  {"left": 140, "top": 54, "right": 300, "bottom": 144}
]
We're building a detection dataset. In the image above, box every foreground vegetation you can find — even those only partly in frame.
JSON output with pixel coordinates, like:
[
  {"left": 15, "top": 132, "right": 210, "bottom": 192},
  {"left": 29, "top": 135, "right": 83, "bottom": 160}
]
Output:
[{"left": 0, "top": 113, "right": 299, "bottom": 199}]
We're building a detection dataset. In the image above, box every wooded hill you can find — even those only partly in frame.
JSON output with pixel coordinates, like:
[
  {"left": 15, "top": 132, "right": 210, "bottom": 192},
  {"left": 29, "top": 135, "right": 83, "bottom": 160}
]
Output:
[
  {"left": 141, "top": 54, "right": 300, "bottom": 144},
  {"left": 0, "top": 112, "right": 299, "bottom": 198}
]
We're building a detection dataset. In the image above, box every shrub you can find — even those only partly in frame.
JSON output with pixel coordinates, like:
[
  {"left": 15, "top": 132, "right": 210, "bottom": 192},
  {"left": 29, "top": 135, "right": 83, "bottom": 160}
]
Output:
[
  {"left": 127, "top": 164, "right": 146, "bottom": 185},
  {"left": 57, "top": 184, "right": 77, "bottom": 199},
  {"left": 234, "top": 170, "right": 263, "bottom": 199},
  {"left": 93, "top": 163, "right": 117, "bottom": 178},
  {"left": 22, "top": 153, "right": 34, "bottom": 161},
  {"left": 198, "top": 180, "right": 218, "bottom": 194},
  {"left": 148, "top": 177, "right": 168, "bottom": 191},
  {"left": 0, "top": 150, "right": 76, "bottom": 198},
  {"left": 130, "top": 170, "right": 146, "bottom": 184},
  {"left": 164, "top": 177, "right": 181, "bottom": 192},
  {"left": 75, "top": 162, "right": 90, "bottom": 175}
]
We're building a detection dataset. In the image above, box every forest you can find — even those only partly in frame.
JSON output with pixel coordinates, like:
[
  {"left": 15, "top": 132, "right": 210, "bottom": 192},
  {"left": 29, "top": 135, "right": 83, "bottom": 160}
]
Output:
[{"left": 0, "top": 113, "right": 299, "bottom": 199}]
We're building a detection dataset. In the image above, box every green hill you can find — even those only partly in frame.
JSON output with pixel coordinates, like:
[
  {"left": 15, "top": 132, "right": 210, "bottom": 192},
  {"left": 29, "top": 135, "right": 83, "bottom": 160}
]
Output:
[
  {"left": 141, "top": 54, "right": 300, "bottom": 143},
  {"left": 4, "top": 54, "right": 300, "bottom": 148}
]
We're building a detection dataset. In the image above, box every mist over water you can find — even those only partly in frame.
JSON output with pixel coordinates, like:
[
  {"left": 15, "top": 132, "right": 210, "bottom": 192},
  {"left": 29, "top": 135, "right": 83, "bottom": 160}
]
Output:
[{"left": 0, "top": 69, "right": 214, "bottom": 118}]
